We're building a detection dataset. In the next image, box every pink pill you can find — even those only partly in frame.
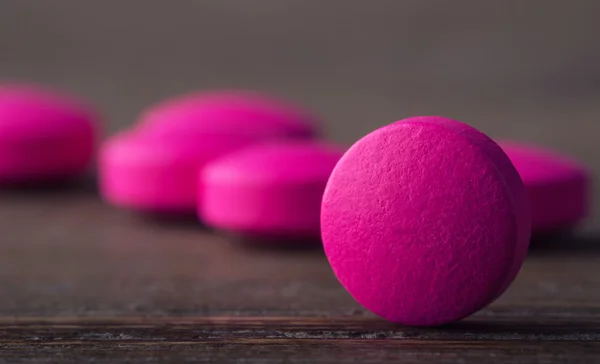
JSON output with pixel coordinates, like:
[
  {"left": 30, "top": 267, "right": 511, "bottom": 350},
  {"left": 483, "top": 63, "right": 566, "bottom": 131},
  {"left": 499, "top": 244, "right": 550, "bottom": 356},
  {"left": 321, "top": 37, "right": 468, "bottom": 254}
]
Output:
[
  {"left": 0, "top": 84, "right": 97, "bottom": 182},
  {"left": 499, "top": 141, "right": 590, "bottom": 234},
  {"left": 99, "top": 129, "right": 262, "bottom": 213},
  {"left": 200, "top": 141, "right": 344, "bottom": 240},
  {"left": 321, "top": 116, "right": 531, "bottom": 326},
  {"left": 137, "top": 90, "right": 318, "bottom": 139}
]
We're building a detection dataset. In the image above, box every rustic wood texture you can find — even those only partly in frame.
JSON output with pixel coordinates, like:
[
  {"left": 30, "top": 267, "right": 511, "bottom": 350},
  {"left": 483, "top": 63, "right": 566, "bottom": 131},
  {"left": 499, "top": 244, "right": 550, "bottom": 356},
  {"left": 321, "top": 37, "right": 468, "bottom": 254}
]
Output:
[
  {"left": 1, "top": 0, "right": 600, "bottom": 362},
  {"left": 0, "top": 184, "right": 598, "bottom": 362}
]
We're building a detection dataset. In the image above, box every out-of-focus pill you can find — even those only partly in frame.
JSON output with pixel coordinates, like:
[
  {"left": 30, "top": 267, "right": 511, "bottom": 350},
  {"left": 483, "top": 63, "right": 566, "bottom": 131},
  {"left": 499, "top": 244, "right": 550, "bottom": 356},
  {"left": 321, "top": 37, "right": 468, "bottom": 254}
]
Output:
[
  {"left": 200, "top": 141, "right": 344, "bottom": 241},
  {"left": 136, "top": 90, "right": 318, "bottom": 139},
  {"left": 100, "top": 91, "right": 321, "bottom": 215},
  {"left": 0, "top": 84, "right": 98, "bottom": 182},
  {"left": 99, "top": 129, "right": 262, "bottom": 214},
  {"left": 321, "top": 116, "right": 531, "bottom": 326},
  {"left": 499, "top": 141, "right": 590, "bottom": 234}
]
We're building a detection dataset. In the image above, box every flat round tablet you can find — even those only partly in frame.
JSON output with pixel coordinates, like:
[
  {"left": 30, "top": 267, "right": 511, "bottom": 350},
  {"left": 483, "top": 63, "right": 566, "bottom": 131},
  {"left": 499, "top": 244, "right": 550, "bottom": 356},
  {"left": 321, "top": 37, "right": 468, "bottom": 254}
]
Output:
[
  {"left": 200, "top": 141, "right": 344, "bottom": 240},
  {"left": 499, "top": 141, "right": 590, "bottom": 234},
  {"left": 137, "top": 90, "right": 318, "bottom": 139},
  {"left": 0, "top": 84, "right": 98, "bottom": 182},
  {"left": 321, "top": 116, "right": 531, "bottom": 326},
  {"left": 99, "top": 129, "right": 261, "bottom": 213}
]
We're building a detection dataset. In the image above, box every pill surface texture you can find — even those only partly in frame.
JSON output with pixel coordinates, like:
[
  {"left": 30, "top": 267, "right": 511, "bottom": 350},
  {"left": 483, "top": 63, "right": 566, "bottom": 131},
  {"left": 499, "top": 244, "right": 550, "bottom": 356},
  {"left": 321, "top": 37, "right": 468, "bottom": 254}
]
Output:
[
  {"left": 201, "top": 141, "right": 344, "bottom": 240},
  {"left": 0, "top": 84, "right": 97, "bottom": 182},
  {"left": 321, "top": 116, "right": 531, "bottom": 326},
  {"left": 499, "top": 141, "right": 590, "bottom": 234},
  {"left": 137, "top": 90, "right": 318, "bottom": 139},
  {"left": 99, "top": 130, "right": 260, "bottom": 213}
]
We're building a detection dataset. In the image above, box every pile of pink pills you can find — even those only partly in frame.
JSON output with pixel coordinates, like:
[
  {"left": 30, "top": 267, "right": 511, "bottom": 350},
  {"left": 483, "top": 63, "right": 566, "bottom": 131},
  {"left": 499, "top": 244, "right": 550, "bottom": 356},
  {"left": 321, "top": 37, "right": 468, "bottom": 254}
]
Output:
[
  {"left": 99, "top": 89, "right": 341, "bottom": 243},
  {"left": 0, "top": 82, "right": 593, "bottom": 327}
]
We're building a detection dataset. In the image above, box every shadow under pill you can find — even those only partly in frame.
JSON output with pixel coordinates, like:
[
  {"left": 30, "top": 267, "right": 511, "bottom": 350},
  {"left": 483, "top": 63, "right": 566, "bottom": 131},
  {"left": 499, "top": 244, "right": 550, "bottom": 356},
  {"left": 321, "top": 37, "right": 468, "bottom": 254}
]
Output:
[
  {"left": 222, "top": 231, "right": 324, "bottom": 254},
  {"left": 528, "top": 230, "right": 600, "bottom": 255},
  {"left": 134, "top": 210, "right": 208, "bottom": 230},
  {"left": 0, "top": 173, "right": 98, "bottom": 196}
]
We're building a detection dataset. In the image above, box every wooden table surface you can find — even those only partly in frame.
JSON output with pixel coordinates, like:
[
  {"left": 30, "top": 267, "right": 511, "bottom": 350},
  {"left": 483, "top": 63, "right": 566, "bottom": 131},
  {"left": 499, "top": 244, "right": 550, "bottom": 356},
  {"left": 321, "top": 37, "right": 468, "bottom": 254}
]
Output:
[{"left": 0, "top": 181, "right": 596, "bottom": 363}]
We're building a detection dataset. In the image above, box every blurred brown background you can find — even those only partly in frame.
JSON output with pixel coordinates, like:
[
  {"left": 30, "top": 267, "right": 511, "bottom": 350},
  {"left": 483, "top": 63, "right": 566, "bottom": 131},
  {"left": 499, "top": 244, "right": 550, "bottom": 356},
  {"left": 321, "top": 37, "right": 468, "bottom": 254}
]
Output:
[{"left": 1, "top": 0, "right": 599, "bottom": 227}]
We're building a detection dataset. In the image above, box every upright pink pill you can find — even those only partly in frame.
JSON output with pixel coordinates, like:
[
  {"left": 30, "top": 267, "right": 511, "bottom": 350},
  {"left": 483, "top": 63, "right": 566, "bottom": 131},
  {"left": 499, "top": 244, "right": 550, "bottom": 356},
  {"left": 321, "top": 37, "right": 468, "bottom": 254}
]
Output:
[
  {"left": 0, "top": 84, "right": 97, "bottom": 182},
  {"left": 137, "top": 90, "right": 318, "bottom": 139},
  {"left": 321, "top": 116, "right": 531, "bottom": 326},
  {"left": 499, "top": 141, "right": 590, "bottom": 234},
  {"left": 201, "top": 141, "right": 344, "bottom": 241}
]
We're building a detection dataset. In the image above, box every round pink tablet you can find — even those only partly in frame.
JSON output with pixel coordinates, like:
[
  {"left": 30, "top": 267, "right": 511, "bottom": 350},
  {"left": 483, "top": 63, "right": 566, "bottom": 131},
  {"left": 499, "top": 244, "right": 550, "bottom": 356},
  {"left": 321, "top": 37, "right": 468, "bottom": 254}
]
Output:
[
  {"left": 321, "top": 116, "right": 531, "bottom": 326},
  {"left": 200, "top": 141, "right": 344, "bottom": 240},
  {"left": 499, "top": 141, "right": 590, "bottom": 234},
  {"left": 99, "top": 129, "right": 263, "bottom": 213},
  {"left": 0, "top": 84, "right": 97, "bottom": 182},
  {"left": 137, "top": 90, "right": 318, "bottom": 139}
]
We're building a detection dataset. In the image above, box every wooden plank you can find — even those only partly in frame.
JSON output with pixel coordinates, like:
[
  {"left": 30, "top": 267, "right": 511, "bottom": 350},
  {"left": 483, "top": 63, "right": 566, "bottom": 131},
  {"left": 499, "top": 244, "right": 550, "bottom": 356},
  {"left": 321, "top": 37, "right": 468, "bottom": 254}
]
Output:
[
  {"left": 1, "top": 316, "right": 600, "bottom": 341},
  {"left": 0, "top": 341, "right": 597, "bottom": 364},
  {"left": 0, "top": 317, "right": 598, "bottom": 363}
]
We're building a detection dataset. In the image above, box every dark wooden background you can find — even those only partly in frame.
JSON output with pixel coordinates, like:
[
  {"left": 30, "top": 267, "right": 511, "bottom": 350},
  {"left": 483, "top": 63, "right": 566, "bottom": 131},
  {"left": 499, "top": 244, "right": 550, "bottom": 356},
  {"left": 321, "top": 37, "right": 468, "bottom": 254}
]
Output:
[{"left": 0, "top": 1, "right": 600, "bottom": 362}]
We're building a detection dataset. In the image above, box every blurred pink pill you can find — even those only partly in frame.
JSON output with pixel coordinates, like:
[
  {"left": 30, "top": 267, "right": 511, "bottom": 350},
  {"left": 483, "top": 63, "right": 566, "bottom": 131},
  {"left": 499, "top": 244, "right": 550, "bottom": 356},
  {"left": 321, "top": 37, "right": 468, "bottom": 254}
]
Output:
[
  {"left": 99, "top": 130, "right": 262, "bottom": 213},
  {"left": 137, "top": 90, "right": 318, "bottom": 139},
  {"left": 499, "top": 141, "right": 590, "bottom": 234},
  {"left": 0, "top": 84, "right": 97, "bottom": 182},
  {"left": 321, "top": 116, "right": 531, "bottom": 326},
  {"left": 200, "top": 141, "right": 344, "bottom": 240}
]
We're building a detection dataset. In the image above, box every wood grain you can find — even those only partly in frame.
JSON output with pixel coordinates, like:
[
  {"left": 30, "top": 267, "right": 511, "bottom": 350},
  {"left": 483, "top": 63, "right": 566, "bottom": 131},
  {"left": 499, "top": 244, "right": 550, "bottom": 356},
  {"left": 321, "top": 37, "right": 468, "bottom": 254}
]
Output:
[
  {"left": 1, "top": 316, "right": 600, "bottom": 363},
  {"left": 0, "top": 183, "right": 597, "bottom": 362}
]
